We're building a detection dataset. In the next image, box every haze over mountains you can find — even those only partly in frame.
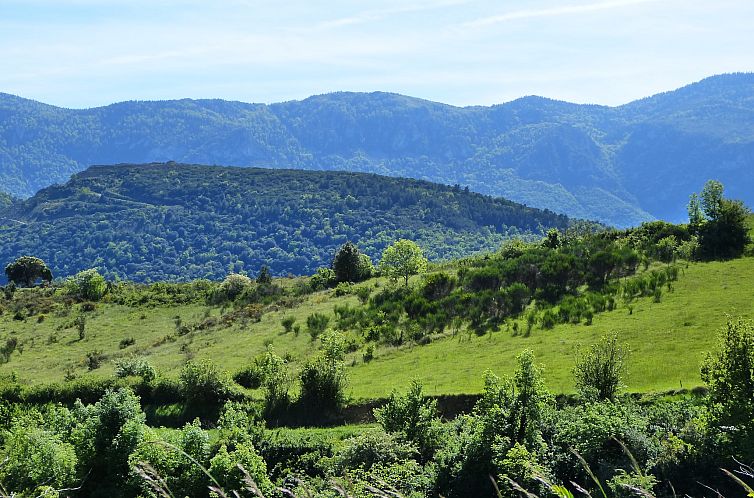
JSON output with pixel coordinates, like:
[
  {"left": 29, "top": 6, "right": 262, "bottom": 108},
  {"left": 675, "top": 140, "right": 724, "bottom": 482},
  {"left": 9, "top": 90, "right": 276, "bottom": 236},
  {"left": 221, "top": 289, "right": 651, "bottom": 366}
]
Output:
[{"left": 1, "top": 73, "right": 753, "bottom": 227}]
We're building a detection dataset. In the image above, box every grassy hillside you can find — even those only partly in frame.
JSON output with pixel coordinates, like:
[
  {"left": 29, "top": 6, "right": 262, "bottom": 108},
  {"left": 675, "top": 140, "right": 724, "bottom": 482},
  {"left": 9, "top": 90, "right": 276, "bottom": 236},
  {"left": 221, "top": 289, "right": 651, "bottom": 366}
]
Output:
[
  {"left": 3, "top": 74, "right": 754, "bottom": 226},
  {"left": 0, "top": 163, "right": 569, "bottom": 282},
  {"left": 2, "top": 254, "right": 751, "bottom": 400}
]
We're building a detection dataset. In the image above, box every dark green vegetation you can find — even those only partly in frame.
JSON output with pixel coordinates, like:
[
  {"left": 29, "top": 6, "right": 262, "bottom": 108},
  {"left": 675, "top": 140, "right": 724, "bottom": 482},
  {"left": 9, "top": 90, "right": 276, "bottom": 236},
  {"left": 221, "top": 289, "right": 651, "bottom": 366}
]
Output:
[
  {"left": 0, "top": 186, "right": 750, "bottom": 496},
  {"left": 3, "top": 73, "right": 754, "bottom": 226},
  {"left": 0, "top": 163, "right": 569, "bottom": 282}
]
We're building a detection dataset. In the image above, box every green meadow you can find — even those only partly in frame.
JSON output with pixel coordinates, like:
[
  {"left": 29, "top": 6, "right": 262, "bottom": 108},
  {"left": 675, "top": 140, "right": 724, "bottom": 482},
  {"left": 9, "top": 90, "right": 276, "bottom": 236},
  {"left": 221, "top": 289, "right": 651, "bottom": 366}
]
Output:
[{"left": 2, "top": 256, "right": 751, "bottom": 400}]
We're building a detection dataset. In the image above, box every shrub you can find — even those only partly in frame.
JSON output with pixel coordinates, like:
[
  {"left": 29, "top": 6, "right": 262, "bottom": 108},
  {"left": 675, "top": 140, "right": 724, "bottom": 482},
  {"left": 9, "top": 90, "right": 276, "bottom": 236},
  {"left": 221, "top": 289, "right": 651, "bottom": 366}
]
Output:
[
  {"left": 86, "top": 350, "right": 105, "bottom": 370},
  {"left": 216, "top": 273, "right": 253, "bottom": 302},
  {"left": 374, "top": 380, "right": 441, "bottom": 461},
  {"left": 119, "top": 337, "right": 136, "bottom": 349},
  {"left": 310, "top": 267, "right": 337, "bottom": 291},
  {"left": 306, "top": 312, "right": 330, "bottom": 339},
  {"left": 0, "top": 426, "right": 78, "bottom": 494},
  {"left": 128, "top": 421, "right": 210, "bottom": 498},
  {"left": 72, "top": 388, "right": 146, "bottom": 488},
  {"left": 298, "top": 332, "right": 348, "bottom": 418},
  {"left": 179, "top": 359, "right": 234, "bottom": 406},
  {"left": 256, "top": 265, "right": 272, "bottom": 285},
  {"left": 64, "top": 269, "right": 108, "bottom": 301},
  {"left": 114, "top": 357, "right": 156, "bottom": 382},
  {"left": 233, "top": 363, "right": 263, "bottom": 389},
  {"left": 330, "top": 430, "right": 417, "bottom": 474},
  {"left": 354, "top": 285, "right": 372, "bottom": 304},
  {"left": 700, "top": 317, "right": 754, "bottom": 460},
  {"left": 334, "top": 282, "right": 353, "bottom": 296},
  {"left": 573, "top": 332, "right": 629, "bottom": 401},
  {"left": 209, "top": 443, "right": 274, "bottom": 497},
  {"left": 281, "top": 316, "right": 296, "bottom": 333},
  {"left": 259, "top": 346, "right": 291, "bottom": 416}
]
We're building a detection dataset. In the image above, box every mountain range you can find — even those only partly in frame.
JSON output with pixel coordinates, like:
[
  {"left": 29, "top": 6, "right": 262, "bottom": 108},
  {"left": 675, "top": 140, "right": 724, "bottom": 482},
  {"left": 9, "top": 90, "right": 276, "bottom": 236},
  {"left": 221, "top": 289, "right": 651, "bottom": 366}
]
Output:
[
  {"left": 0, "top": 163, "right": 569, "bottom": 282},
  {"left": 1, "top": 73, "right": 753, "bottom": 227}
]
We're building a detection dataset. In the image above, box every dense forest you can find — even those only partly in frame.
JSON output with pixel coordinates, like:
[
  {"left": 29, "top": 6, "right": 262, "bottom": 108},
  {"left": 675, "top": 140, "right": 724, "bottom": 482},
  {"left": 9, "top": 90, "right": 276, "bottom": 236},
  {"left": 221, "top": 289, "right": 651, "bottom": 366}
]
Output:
[
  {"left": 0, "top": 163, "right": 570, "bottom": 282},
  {"left": 2, "top": 73, "right": 754, "bottom": 226}
]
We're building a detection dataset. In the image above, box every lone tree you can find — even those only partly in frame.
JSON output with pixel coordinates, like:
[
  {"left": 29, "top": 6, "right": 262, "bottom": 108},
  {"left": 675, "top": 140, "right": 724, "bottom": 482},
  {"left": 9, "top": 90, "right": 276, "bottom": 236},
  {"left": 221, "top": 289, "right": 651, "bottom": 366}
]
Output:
[
  {"left": 332, "top": 242, "right": 361, "bottom": 283},
  {"left": 332, "top": 241, "right": 372, "bottom": 283},
  {"left": 5, "top": 256, "right": 53, "bottom": 287},
  {"left": 379, "top": 239, "right": 428, "bottom": 286}
]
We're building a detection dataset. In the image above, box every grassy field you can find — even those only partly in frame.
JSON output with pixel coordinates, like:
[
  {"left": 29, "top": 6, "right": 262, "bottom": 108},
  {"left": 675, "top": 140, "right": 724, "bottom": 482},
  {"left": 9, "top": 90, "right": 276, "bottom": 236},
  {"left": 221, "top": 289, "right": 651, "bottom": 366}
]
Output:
[
  {"left": 348, "top": 257, "right": 754, "bottom": 398},
  {"left": 1, "top": 255, "right": 752, "bottom": 401}
]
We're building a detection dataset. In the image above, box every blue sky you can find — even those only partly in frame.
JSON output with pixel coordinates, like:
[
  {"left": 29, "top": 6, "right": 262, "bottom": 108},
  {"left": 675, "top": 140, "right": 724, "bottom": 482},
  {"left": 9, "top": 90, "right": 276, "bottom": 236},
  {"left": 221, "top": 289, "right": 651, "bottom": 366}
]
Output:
[{"left": 1, "top": 0, "right": 753, "bottom": 108}]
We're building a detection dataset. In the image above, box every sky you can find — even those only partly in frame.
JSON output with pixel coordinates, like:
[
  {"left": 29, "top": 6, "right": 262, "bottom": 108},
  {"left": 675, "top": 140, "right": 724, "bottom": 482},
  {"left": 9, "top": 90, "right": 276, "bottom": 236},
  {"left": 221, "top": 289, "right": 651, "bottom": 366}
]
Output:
[{"left": 1, "top": 0, "right": 753, "bottom": 108}]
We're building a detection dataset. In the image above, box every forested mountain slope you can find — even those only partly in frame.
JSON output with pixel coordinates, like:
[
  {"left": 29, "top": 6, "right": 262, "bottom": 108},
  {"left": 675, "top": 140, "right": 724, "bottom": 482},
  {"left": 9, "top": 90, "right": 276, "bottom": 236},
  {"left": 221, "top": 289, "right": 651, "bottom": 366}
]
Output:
[
  {"left": 0, "top": 163, "right": 568, "bottom": 282},
  {"left": 2, "top": 73, "right": 753, "bottom": 226}
]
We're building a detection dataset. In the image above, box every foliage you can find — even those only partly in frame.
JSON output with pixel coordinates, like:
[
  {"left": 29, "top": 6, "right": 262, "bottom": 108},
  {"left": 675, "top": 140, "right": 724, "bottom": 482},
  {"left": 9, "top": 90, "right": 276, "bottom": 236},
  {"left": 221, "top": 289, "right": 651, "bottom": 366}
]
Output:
[
  {"left": 433, "top": 351, "right": 552, "bottom": 498},
  {"left": 208, "top": 443, "right": 274, "bottom": 497},
  {"left": 374, "top": 380, "right": 442, "bottom": 462},
  {"left": 306, "top": 312, "right": 330, "bottom": 339},
  {"left": 72, "top": 388, "right": 146, "bottom": 491},
  {"left": 64, "top": 268, "right": 108, "bottom": 301},
  {"left": 298, "top": 331, "right": 349, "bottom": 420},
  {"left": 128, "top": 420, "right": 210, "bottom": 498},
  {"left": 179, "top": 359, "right": 235, "bottom": 407},
  {"left": 4, "top": 256, "right": 52, "bottom": 287},
  {"left": 0, "top": 425, "right": 78, "bottom": 495},
  {"left": 690, "top": 180, "right": 751, "bottom": 260},
  {"left": 215, "top": 273, "right": 253, "bottom": 302},
  {"left": 701, "top": 317, "right": 754, "bottom": 460},
  {"left": 332, "top": 242, "right": 370, "bottom": 284},
  {"left": 573, "top": 333, "right": 629, "bottom": 401},
  {"left": 379, "top": 239, "right": 428, "bottom": 286},
  {"left": 259, "top": 346, "right": 291, "bottom": 416},
  {"left": 114, "top": 357, "right": 157, "bottom": 382},
  {"left": 0, "top": 164, "right": 567, "bottom": 283},
  {"left": 329, "top": 430, "right": 418, "bottom": 474},
  {"left": 256, "top": 266, "right": 272, "bottom": 285}
]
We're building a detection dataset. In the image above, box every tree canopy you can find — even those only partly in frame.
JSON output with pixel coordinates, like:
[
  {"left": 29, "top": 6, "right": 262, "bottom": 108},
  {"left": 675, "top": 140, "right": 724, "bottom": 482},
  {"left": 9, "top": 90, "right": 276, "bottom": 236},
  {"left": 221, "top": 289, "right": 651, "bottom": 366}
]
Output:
[
  {"left": 4, "top": 256, "right": 52, "bottom": 287},
  {"left": 379, "top": 239, "right": 428, "bottom": 286}
]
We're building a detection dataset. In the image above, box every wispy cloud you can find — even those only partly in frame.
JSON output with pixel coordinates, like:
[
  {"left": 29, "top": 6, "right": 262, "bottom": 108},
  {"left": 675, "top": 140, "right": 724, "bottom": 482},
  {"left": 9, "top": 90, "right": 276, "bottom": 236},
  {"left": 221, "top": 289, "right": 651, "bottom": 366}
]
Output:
[
  {"left": 463, "top": 0, "right": 662, "bottom": 28},
  {"left": 316, "top": 0, "right": 471, "bottom": 30}
]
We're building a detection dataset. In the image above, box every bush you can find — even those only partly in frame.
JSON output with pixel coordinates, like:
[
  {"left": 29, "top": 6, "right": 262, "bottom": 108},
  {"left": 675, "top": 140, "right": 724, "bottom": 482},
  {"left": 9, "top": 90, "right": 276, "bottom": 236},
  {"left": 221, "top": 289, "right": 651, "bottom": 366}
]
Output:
[
  {"left": 209, "top": 443, "right": 274, "bottom": 497},
  {"left": 573, "top": 333, "right": 629, "bottom": 401},
  {"left": 86, "top": 350, "right": 106, "bottom": 370},
  {"left": 0, "top": 426, "right": 78, "bottom": 494},
  {"left": 330, "top": 430, "right": 417, "bottom": 474},
  {"left": 281, "top": 316, "right": 296, "bottom": 333},
  {"left": 701, "top": 317, "right": 754, "bottom": 460},
  {"left": 216, "top": 273, "right": 253, "bottom": 302},
  {"left": 310, "top": 267, "right": 337, "bottom": 291},
  {"left": 374, "top": 380, "right": 441, "bottom": 461},
  {"left": 298, "top": 332, "right": 348, "bottom": 418},
  {"left": 114, "top": 357, "right": 156, "bottom": 382},
  {"left": 233, "top": 363, "right": 263, "bottom": 389},
  {"left": 72, "top": 388, "right": 146, "bottom": 489},
  {"left": 179, "top": 359, "right": 235, "bottom": 406},
  {"left": 306, "top": 312, "right": 330, "bottom": 339},
  {"left": 64, "top": 268, "right": 108, "bottom": 301}
]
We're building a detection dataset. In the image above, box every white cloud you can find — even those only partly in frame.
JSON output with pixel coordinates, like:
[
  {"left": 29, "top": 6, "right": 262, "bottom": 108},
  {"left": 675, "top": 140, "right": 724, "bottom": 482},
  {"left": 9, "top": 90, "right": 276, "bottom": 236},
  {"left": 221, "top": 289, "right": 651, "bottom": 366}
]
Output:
[{"left": 463, "top": 0, "right": 664, "bottom": 28}]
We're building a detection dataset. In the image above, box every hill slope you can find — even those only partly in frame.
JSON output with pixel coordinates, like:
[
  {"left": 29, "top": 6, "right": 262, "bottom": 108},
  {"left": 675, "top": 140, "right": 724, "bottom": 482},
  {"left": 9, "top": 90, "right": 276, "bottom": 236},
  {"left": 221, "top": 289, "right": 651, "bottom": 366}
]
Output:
[
  {"left": 2, "top": 73, "right": 754, "bottom": 226},
  {"left": 1, "top": 250, "right": 751, "bottom": 399},
  {"left": 0, "top": 163, "right": 568, "bottom": 282}
]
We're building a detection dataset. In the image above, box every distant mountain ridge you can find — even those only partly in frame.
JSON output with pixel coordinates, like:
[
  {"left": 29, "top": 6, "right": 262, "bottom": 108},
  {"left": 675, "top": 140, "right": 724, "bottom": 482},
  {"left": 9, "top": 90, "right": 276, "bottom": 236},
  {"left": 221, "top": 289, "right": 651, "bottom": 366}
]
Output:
[
  {"left": 2, "top": 73, "right": 754, "bottom": 226},
  {"left": 0, "top": 163, "right": 569, "bottom": 282}
]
